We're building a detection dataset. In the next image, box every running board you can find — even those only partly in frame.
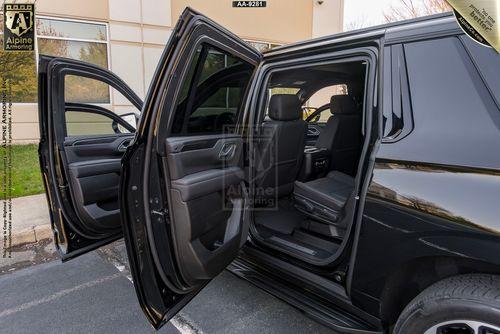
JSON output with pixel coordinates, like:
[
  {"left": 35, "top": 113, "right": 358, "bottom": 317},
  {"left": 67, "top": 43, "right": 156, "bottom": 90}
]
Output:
[{"left": 228, "top": 252, "right": 383, "bottom": 334}]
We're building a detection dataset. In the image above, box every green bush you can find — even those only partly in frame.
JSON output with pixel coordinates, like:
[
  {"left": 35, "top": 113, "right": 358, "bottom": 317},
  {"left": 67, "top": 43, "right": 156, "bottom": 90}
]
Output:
[{"left": 0, "top": 144, "right": 44, "bottom": 198}]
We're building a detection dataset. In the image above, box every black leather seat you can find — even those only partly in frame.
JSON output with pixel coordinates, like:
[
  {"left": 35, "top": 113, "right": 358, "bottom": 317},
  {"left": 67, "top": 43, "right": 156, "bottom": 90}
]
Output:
[
  {"left": 294, "top": 171, "right": 354, "bottom": 226},
  {"left": 314, "top": 95, "right": 362, "bottom": 176},
  {"left": 255, "top": 94, "right": 307, "bottom": 200}
]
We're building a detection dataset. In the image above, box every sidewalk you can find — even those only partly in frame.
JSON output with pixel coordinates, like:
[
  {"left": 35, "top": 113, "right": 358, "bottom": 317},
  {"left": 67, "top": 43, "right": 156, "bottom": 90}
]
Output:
[{"left": 1, "top": 194, "right": 52, "bottom": 250}]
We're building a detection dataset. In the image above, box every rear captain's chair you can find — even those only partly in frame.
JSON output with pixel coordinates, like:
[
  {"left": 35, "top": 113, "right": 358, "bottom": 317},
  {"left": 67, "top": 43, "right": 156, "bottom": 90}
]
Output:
[{"left": 314, "top": 95, "right": 362, "bottom": 176}]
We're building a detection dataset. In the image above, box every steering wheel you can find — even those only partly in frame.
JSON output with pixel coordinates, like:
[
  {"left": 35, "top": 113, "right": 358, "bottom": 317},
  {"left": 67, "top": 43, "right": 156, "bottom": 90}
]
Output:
[{"left": 305, "top": 103, "right": 331, "bottom": 122}]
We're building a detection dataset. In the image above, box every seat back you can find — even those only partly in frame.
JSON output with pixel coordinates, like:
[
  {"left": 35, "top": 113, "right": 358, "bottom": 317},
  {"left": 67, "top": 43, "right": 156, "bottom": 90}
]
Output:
[
  {"left": 255, "top": 94, "right": 306, "bottom": 200},
  {"left": 315, "top": 95, "right": 362, "bottom": 176}
]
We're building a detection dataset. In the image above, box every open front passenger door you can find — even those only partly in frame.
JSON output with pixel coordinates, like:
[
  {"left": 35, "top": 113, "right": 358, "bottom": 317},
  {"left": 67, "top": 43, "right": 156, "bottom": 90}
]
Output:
[
  {"left": 121, "top": 8, "right": 261, "bottom": 328},
  {"left": 38, "top": 56, "right": 142, "bottom": 260}
]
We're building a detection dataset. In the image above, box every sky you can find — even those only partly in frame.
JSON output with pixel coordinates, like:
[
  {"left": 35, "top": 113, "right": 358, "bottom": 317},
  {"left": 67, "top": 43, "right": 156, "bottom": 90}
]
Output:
[
  {"left": 343, "top": 0, "right": 401, "bottom": 30},
  {"left": 342, "top": 0, "right": 444, "bottom": 31}
]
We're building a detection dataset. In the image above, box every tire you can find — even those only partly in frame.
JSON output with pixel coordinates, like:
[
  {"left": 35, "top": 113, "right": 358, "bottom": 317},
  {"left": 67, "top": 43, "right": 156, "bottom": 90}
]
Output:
[{"left": 393, "top": 274, "right": 500, "bottom": 334}]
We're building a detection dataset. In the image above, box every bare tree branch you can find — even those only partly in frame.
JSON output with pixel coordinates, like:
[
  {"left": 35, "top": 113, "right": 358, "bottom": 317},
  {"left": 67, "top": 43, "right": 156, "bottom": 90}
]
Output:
[{"left": 383, "top": 0, "right": 451, "bottom": 23}]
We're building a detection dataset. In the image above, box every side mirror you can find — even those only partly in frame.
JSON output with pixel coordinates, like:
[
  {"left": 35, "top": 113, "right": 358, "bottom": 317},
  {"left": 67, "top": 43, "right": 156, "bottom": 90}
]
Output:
[
  {"left": 111, "top": 112, "right": 139, "bottom": 133},
  {"left": 120, "top": 112, "right": 139, "bottom": 129},
  {"left": 113, "top": 112, "right": 140, "bottom": 133}
]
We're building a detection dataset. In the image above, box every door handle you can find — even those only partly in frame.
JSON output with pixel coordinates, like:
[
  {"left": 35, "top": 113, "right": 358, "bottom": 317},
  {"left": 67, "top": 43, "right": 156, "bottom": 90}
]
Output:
[
  {"left": 218, "top": 142, "right": 236, "bottom": 160},
  {"left": 118, "top": 139, "right": 131, "bottom": 152}
]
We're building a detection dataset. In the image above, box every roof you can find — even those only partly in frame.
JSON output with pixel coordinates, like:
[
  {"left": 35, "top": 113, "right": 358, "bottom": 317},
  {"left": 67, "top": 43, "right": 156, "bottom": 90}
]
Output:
[{"left": 265, "top": 12, "right": 459, "bottom": 57}]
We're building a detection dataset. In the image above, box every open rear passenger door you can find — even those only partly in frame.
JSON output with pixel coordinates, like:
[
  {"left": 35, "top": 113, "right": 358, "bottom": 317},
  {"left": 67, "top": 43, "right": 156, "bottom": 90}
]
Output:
[{"left": 120, "top": 8, "right": 261, "bottom": 328}]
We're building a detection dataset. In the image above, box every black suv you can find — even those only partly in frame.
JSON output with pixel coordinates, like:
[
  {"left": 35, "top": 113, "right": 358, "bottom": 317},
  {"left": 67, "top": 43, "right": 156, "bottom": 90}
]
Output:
[{"left": 38, "top": 9, "right": 500, "bottom": 333}]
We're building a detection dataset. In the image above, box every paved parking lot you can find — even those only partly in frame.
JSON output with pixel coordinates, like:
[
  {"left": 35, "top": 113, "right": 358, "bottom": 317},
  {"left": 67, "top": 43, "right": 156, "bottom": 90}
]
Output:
[{"left": 0, "top": 240, "right": 335, "bottom": 333}]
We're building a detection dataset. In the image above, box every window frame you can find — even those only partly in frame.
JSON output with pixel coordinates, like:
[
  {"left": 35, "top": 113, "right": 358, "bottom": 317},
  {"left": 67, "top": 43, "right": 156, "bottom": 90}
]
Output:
[
  {"left": 244, "top": 39, "right": 281, "bottom": 52},
  {"left": 255, "top": 54, "right": 371, "bottom": 126},
  {"left": 381, "top": 43, "right": 414, "bottom": 143},
  {"left": 171, "top": 43, "right": 254, "bottom": 136}
]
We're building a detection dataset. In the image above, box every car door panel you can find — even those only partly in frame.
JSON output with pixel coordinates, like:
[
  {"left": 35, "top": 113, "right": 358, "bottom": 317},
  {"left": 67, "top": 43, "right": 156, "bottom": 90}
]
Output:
[
  {"left": 120, "top": 8, "right": 261, "bottom": 328},
  {"left": 66, "top": 158, "right": 122, "bottom": 230},
  {"left": 38, "top": 55, "right": 142, "bottom": 258},
  {"left": 63, "top": 133, "right": 134, "bottom": 230},
  {"left": 165, "top": 135, "right": 242, "bottom": 179},
  {"left": 165, "top": 134, "right": 245, "bottom": 283}
]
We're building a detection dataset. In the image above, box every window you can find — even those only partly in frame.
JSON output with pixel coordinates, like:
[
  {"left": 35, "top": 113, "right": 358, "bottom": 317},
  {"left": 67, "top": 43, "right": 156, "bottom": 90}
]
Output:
[
  {"left": 245, "top": 40, "right": 280, "bottom": 52},
  {"left": 64, "top": 76, "right": 137, "bottom": 137},
  {"left": 37, "top": 18, "right": 109, "bottom": 103},
  {"left": 171, "top": 45, "right": 254, "bottom": 135},
  {"left": 398, "top": 36, "right": 500, "bottom": 167},
  {"left": 0, "top": 16, "right": 109, "bottom": 104},
  {"left": 460, "top": 36, "right": 500, "bottom": 108},
  {"left": 66, "top": 110, "right": 118, "bottom": 136},
  {"left": 65, "top": 75, "right": 109, "bottom": 104},
  {"left": 0, "top": 15, "right": 37, "bottom": 103},
  {"left": 269, "top": 87, "right": 300, "bottom": 96},
  {"left": 306, "top": 84, "right": 348, "bottom": 123}
]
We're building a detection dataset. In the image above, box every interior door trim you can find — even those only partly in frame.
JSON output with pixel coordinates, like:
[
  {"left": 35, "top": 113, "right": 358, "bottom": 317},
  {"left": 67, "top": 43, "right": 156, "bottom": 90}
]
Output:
[{"left": 38, "top": 55, "right": 143, "bottom": 259}]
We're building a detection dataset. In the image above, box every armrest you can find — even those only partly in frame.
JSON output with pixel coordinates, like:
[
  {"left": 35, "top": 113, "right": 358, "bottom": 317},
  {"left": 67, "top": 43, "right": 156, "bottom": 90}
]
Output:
[{"left": 171, "top": 167, "right": 243, "bottom": 201}]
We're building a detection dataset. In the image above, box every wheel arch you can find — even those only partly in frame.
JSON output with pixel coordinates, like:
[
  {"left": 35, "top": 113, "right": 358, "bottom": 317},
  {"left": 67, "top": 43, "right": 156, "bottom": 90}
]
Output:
[{"left": 379, "top": 255, "right": 500, "bottom": 326}]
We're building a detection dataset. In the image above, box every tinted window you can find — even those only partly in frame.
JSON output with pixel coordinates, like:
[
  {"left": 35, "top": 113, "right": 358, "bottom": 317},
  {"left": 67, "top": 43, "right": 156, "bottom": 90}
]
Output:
[
  {"left": 64, "top": 75, "right": 138, "bottom": 137},
  {"left": 379, "top": 36, "right": 500, "bottom": 168},
  {"left": 66, "top": 110, "right": 116, "bottom": 136},
  {"left": 306, "top": 84, "right": 348, "bottom": 123},
  {"left": 171, "top": 45, "right": 254, "bottom": 135},
  {"left": 460, "top": 36, "right": 500, "bottom": 107}
]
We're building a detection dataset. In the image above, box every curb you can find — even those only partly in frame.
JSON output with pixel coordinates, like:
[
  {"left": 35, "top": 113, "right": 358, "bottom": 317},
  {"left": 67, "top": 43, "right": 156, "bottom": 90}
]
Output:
[{"left": 2, "top": 224, "right": 53, "bottom": 249}]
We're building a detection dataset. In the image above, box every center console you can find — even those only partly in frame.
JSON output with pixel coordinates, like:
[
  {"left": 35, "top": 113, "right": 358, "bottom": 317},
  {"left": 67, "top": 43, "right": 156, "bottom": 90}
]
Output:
[{"left": 297, "top": 147, "right": 330, "bottom": 182}]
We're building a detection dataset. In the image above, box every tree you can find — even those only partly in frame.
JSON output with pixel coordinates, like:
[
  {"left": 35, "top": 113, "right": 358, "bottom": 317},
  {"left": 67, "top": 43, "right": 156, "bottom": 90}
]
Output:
[
  {"left": 344, "top": 15, "right": 371, "bottom": 31},
  {"left": 78, "top": 31, "right": 107, "bottom": 68},
  {"left": 383, "top": 0, "right": 451, "bottom": 23},
  {"left": 0, "top": 47, "right": 37, "bottom": 102}
]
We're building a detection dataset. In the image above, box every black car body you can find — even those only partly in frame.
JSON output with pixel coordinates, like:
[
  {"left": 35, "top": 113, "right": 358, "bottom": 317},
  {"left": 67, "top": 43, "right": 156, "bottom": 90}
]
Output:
[{"left": 38, "top": 8, "right": 500, "bottom": 333}]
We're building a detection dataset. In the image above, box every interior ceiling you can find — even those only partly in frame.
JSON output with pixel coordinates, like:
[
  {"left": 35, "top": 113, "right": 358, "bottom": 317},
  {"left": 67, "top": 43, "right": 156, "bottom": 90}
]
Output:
[{"left": 269, "top": 61, "right": 366, "bottom": 89}]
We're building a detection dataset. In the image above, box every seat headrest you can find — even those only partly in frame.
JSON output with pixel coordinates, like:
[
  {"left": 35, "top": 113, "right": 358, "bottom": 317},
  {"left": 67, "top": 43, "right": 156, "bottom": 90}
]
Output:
[
  {"left": 330, "top": 95, "right": 357, "bottom": 115},
  {"left": 268, "top": 94, "right": 302, "bottom": 121}
]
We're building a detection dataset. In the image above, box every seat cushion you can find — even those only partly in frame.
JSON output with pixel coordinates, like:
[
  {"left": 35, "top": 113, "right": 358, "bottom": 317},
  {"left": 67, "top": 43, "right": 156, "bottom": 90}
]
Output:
[{"left": 294, "top": 171, "right": 354, "bottom": 212}]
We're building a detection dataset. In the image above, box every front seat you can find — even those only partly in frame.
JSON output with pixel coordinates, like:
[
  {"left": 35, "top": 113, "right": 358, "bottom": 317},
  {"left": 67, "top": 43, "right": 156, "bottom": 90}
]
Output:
[
  {"left": 255, "top": 94, "right": 307, "bottom": 201},
  {"left": 314, "top": 95, "right": 362, "bottom": 176}
]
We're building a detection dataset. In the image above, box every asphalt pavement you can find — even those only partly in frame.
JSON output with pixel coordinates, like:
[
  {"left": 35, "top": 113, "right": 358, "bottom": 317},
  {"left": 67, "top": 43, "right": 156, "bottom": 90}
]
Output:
[{"left": 0, "top": 240, "right": 335, "bottom": 334}]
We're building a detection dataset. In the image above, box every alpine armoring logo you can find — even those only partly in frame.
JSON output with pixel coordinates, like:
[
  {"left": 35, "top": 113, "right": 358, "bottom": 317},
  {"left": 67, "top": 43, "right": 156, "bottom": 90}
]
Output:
[{"left": 3, "top": 3, "right": 35, "bottom": 51}]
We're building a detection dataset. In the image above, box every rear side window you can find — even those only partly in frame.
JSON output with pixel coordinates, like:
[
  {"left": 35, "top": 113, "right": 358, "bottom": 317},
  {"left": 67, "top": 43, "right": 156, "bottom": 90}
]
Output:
[{"left": 382, "top": 36, "right": 500, "bottom": 168}]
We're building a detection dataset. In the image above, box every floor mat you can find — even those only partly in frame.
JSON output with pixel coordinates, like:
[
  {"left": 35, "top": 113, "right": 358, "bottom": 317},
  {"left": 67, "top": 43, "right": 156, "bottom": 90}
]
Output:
[{"left": 254, "top": 198, "right": 305, "bottom": 234}]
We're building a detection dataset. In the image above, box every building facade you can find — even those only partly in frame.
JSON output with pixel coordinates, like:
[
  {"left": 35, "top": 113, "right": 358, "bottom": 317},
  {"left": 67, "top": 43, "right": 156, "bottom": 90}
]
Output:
[{"left": 1, "top": 0, "right": 343, "bottom": 143}]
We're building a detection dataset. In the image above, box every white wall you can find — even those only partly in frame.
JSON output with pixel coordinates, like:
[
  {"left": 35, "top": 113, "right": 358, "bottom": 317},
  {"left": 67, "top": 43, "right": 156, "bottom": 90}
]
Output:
[{"left": 108, "top": 0, "right": 172, "bottom": 115}]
